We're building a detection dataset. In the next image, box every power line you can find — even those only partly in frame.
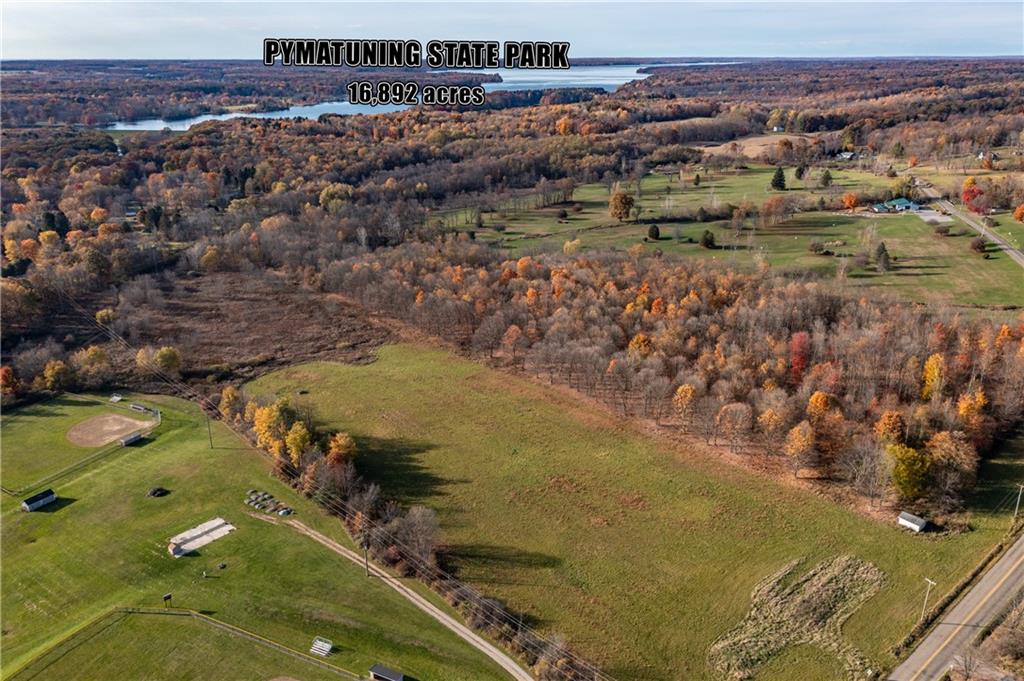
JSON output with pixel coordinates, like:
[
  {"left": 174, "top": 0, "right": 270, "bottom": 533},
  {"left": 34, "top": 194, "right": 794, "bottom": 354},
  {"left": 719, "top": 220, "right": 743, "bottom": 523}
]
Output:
[{"left": 48, "top": 282, "right": 615, "bottom": 681}]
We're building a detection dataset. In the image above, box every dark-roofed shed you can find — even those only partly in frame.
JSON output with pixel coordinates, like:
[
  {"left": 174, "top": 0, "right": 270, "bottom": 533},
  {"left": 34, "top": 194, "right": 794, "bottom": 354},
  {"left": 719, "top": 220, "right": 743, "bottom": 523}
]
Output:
[
  {"left": 369, "top": 664, "right": 404, "bottom": 681},
  {"left": 21, "top": 489, "right": 57, "bottom": 512}
]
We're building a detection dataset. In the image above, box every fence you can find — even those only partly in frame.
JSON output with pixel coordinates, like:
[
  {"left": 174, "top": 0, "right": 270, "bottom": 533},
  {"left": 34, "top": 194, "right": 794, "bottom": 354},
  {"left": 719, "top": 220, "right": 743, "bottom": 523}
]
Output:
[
  {"left": 7, "top": 606, "right": 362, "bottom": 681},
  {"left": 1, "top": 393, "right": 164, "bottom": 497}
]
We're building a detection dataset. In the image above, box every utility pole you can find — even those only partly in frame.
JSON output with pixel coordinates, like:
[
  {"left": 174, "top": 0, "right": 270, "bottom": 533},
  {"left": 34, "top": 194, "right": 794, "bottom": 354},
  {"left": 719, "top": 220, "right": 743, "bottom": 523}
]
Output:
[
  {"left": 1014, "top": 483, "right": 1024, "bottom": 519},
  {"left": 206, "top": 414, "right": 213, "bottom": 449},
  {"left": 921, "top": 578, "right": 936, "bottom": 622},
  {"left": 363, "top": 544, "right": 369, "bottom": 578}
]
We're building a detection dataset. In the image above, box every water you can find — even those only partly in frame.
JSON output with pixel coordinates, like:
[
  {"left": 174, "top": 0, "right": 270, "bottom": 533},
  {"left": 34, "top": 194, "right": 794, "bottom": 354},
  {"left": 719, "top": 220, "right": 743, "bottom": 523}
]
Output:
[{"left": 107, "top": 62, "right": 742, "bottom": 131}]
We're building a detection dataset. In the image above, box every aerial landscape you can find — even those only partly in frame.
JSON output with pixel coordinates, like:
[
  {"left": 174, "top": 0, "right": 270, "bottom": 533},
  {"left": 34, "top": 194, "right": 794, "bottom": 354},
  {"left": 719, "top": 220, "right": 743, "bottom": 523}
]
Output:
[{"left": 1, "top": 2, "right": 1023, "bottom": 680}]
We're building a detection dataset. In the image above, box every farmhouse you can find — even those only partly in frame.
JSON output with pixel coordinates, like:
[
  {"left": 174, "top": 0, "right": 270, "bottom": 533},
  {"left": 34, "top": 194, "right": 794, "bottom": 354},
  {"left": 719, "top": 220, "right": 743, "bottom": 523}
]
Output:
[
  {"left": 369, "top": 664, "right": 404, "bottom": 681},
  {"left": 897, "top": 511, "right": 927, "bottom": 533},
  {"left": 21, "top": 489, "right": 57, "bottom": 512}
]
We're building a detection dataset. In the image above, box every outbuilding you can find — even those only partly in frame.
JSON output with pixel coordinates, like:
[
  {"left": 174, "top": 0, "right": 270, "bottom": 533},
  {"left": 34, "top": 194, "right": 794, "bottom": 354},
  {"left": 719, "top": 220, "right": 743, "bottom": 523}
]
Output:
[
  {"left": 898, "top": 511, "right": 927, "bottom": 533},
  {"left": 21, "top": 489, "right": 57, "bottom": 512},
  {"left": 369, "top": 664, "right": 405, "bottom": 681}
]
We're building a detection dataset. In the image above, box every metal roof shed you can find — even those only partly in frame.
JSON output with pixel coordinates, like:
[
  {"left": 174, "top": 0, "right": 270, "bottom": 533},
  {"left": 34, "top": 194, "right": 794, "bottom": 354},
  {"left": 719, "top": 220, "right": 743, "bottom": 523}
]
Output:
[
  {"left": 369, "top": 664, "right": 405, "bottom": 681},
  {"left": 21, "top": 489, "right": 57, "bottom": 512}
]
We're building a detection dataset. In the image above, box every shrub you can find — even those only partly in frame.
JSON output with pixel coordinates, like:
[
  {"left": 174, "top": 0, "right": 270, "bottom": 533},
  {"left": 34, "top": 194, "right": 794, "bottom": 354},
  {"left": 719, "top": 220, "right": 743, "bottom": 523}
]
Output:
[
  {"left": 700, "top": 230, "right": 716, "bottom": 249},
  {"left": 647, "top": 224, "right": 661, "bottom": 240},
  {"left": 970, "top": 236, "right": 987, "bottom": 253}
]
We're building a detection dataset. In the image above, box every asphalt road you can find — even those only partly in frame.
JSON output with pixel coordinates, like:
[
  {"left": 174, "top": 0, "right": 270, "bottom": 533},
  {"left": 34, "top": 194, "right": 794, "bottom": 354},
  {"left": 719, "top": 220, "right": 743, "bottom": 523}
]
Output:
[
  {"left": 920, "top": 186, "right": 1024, "bottom": 270},
  {"left": 887, "top": 533, "right": 1024, "bottom": 681}
]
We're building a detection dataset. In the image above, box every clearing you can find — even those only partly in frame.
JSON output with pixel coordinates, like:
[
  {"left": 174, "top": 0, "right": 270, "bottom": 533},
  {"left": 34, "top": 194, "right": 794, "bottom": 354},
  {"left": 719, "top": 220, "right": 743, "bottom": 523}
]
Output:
[
  {"left": 0, "top": 393, "right": 511, "bottom": 681},
  {"left": 0, "top": 394, "right": 155, "bottom": 493},
  {"left": 247, "top": 344, "right": 1024, "bottom": 680}
]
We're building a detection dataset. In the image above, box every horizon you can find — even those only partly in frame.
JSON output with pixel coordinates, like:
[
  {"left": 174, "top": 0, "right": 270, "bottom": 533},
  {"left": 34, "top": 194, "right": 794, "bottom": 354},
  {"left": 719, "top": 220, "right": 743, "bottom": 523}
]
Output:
[{"left": 3, "top": 1, "right": 1022, "bottom": 60}]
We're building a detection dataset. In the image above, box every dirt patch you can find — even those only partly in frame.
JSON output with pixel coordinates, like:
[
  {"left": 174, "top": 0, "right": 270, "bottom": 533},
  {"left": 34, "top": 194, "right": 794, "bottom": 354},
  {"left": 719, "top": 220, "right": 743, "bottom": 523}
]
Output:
[
  {"left": 66, "top": 413, "right": 153, "bottom": 447},
  {"left": 699, "top": 132, "right": 823, "bottom": 158}
]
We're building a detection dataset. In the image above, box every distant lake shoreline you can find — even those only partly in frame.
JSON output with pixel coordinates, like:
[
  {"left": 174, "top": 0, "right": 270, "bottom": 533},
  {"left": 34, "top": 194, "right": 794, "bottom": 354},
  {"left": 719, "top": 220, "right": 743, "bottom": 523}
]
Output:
[{"left": 106, "top": 61, "right": 745, "bottom": 131}]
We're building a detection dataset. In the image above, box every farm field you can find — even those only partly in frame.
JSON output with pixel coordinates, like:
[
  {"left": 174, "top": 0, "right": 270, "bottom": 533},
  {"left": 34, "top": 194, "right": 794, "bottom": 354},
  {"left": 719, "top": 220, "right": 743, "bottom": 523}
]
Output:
[
  {"left": 8, "top": 610, "right": 343, "bottom": 681},
  {"left": 0, "top": 394, "right": 156, "bottom": 493},
  {"left": 0, "top": 394, "right": 510, "bottom": 681},
  {"left": 247, "top": 345, "right": 1024, "bottom": 681}
]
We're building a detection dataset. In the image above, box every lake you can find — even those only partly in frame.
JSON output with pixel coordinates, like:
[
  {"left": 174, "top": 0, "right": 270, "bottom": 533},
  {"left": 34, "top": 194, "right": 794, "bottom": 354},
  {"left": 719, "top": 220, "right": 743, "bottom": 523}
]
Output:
[{"left": 107, "top": 62, "right": 742, "bottom": 131}]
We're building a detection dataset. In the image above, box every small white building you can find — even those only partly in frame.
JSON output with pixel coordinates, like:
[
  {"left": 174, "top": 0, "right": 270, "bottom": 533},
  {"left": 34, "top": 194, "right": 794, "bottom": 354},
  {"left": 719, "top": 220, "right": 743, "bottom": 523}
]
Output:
[
  {"left": 898, "top": 511, "right": 927, "bottom": 533},
  {"left": 21, "top": 489, "right": 57, "bottom": 512}
]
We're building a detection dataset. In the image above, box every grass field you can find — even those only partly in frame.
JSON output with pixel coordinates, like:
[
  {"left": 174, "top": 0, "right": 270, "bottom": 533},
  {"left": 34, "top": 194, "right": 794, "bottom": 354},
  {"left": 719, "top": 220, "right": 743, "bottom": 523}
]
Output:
[
  {"left": 9, "top": 610, "right": 343, "bottom": 681},
  {"left": 459, "top": 193, "right": 1023, "bottom": 307},
  {"left": 452, "top": 166, "right": 891, "bottom": 242},
  {"left": 247, "top": 345, "right": 1024, "bottom": 681},
  {"left": 0, "top": 395, "right": 156, "bottom": 493},
  {"left": 0, "top": 394, "right": 510, "bottom": 681}
]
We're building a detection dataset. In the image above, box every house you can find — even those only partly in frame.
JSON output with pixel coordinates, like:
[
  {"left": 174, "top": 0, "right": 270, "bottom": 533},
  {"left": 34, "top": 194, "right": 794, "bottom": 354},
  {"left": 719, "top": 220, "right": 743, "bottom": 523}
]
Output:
[
  {"left": 873, "top": 198, "right": 920, "bottom": 214},
  {"left": 886, "top": 198, "right": 920, "bottom": 212},
  {"left": 21, "top": 489, "right": 57, "bottom": 512},
  {"left": 771, "top": 125, "right": 784, "bottom": 132},
  {"left": 369, "top": 664, "right": 405, "bottom": 681},
  {"left": 119, "top": 431, "right": 143, "bottom": 447},
  {"left": 898, "top": 511, "right": 927, "bottom": 533}
]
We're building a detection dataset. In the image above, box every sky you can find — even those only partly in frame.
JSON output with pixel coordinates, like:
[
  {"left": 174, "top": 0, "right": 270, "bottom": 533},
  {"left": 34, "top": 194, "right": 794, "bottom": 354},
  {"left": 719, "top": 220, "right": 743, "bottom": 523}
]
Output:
[{"left": 2, "top": 1, "right": 1022, "bottom": 60}]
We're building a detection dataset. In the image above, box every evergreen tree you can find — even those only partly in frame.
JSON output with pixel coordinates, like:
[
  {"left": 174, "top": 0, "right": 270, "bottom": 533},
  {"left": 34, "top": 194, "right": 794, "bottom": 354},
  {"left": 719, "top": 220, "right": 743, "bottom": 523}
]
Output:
[{"left": 770, "top": 167, "right": 786, "bottom": 191}]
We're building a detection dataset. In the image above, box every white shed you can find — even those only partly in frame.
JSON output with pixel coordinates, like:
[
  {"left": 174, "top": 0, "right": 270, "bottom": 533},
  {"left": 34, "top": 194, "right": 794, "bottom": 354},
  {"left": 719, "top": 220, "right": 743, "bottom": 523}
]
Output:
[
  {"left": 897, "top": 511, "right": 927, "bottom": 533},
  {"left": 21, "top": 489, "right": 57, "bottom": 512}
]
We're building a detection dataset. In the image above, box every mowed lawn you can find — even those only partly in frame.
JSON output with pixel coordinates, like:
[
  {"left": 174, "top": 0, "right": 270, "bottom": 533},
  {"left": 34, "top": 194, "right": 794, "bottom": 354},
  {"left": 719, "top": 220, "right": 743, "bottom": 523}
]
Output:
[
  {"left": 247, "top": 345, "right": 1024, "bottom": 681},
  {"left": 0, "top": 395, "right": 510, "bottom": 681},
  {"left": 9, "top": 610, "right": 342, "bottom": 681},
  {"left": 0, "top": 395, "right": 154, "bottom": 493},
  {"left": 454, "top": 165, "right": 891, "bottom": 245},
  {"left": 466, "top": 204, "right": 1023, "bottom": 307}
]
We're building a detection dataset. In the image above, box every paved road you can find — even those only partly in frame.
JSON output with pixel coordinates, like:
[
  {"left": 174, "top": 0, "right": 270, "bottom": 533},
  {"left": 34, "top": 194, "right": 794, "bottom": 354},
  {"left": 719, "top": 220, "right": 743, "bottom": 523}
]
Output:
[
  {"left": 888, "top": 534, "right": 1024, "bottom": 681},
  {"left": 921, "top": 187, "right": 1024, "bottom": 270},
  {"left": 254, "top": 514, "right": 536, "bottom": 681}
]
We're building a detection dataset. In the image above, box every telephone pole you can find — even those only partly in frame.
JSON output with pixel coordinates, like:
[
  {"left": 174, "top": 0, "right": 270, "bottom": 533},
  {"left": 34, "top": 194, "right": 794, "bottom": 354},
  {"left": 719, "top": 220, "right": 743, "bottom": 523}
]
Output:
[
  {"left": 921, "top": 577, "right": 936, "bottom": 622},
  {"left": 1014, "top": 483, "right": 1024, "bottom": 519}
]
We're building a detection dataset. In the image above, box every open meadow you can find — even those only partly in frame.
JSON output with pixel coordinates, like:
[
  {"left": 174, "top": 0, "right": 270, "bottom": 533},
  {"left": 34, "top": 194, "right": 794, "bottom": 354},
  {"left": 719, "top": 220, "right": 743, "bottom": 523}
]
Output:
[
  {"left": 0, "top": 394, "right": 510, "bottom": 681},
  {"left": 247, "top": 344, "right": 1024, "bottom": 681}
]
